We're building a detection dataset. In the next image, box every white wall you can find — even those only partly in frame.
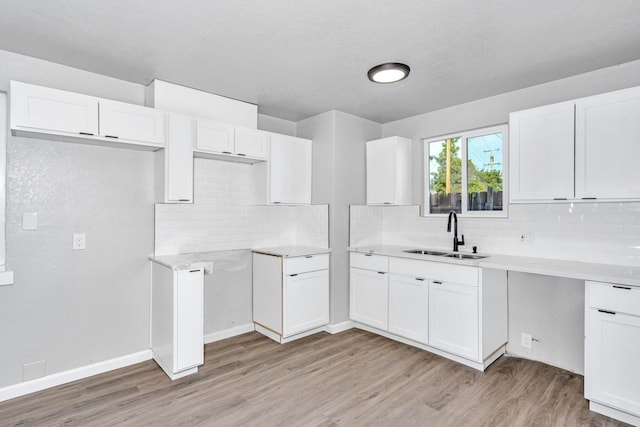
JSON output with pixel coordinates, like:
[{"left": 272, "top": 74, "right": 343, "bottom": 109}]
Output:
[
  {"left": 297, "top": 111, "right": 381, "bottom": 323},
  {"left": 0, "top": 50, "right": 153, "bottom": 388},
  {"left": 258, "top": 114, "right": 297, "bottom": 136}
]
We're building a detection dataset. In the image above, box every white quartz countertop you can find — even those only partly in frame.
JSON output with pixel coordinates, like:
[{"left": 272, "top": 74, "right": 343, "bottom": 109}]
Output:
[
  {"left": 149, "top": 249, "right": 251, "bottom": 273},
  {"left": 252, "top": 246, "right": 331, "bottom": 258},
  {"left": 349, "top": 245, "right": 640, "bottom": 287}
]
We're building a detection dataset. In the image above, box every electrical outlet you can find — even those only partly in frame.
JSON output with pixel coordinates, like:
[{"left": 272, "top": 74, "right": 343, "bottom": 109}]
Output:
[
  {"left": 73, "top": 233, "right": 86, "bottom": 250},
  {"left": 521, "top": 332, "right": 532, "bottom": 348},
  {"left": 519, "top": 232, "right": 533, "bottom": 244}
]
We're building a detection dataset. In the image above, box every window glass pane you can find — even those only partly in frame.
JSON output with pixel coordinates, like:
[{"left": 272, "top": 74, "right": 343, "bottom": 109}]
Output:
[
  {"left": 428, "top": 138, "right": 462, "bottom": 214},
  {"left": 466, "top": 132, "right": 503, "bottom": 211}
]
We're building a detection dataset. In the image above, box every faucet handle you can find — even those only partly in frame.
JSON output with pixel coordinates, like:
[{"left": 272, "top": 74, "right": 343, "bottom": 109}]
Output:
[{"left": 459, "top": 234, "right": 465, "bottom": 246}]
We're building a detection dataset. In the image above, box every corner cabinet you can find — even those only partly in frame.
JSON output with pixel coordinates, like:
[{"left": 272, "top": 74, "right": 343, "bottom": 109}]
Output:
[
  {"left": 150, "top": 262, "right": 204, "bottom": 380},
  {"left": 366, "top": 136, "right": 412, "bottom": 205},
  {"left": 510, "top": 86, "right": 640, "bottom": 202},
  {"left": 268, "top": 133, "right": 312, "bottom": 204},
  {"left": 253, "top": 251, "right": 329, "bottom": 343},
  {"left": 585, "top": 281, "right": 640, "bottom": 425},
  {"left": 10, "top": 80, "right": 165, "bottom": 150},
  {"left": 349, "top": 252, "right": 508, "bottom": 371}
]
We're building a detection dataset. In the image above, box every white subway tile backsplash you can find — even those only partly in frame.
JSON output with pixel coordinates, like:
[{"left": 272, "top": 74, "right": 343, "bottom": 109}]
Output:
[
  {"left": 155, "top": 159, "right": 328, "bottom": 256},
  {"left": 350, "top": 202, "right": 640, "bottom": 267}
]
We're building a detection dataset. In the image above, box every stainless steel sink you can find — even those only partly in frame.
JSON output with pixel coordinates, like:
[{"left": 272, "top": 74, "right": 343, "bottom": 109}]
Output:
[
  {"left": 403, "top": 249, "right": 449, "bottom": 256},
  {"left": 442, "top": 253, "right": 488, "bottom": 260}
]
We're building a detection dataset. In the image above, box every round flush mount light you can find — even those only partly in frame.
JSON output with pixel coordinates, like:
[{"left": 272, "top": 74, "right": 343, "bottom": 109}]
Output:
[{"left": 367, "top": 62, "right": 410, "bottom": 83}]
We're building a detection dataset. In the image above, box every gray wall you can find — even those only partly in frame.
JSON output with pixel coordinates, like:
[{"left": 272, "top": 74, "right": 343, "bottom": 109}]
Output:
[
  {"left": 297, "top": 110, "right": 381, "bottom": 323},
  {"left": 0, "top": 50, "right": 154, "bottom": 387}
]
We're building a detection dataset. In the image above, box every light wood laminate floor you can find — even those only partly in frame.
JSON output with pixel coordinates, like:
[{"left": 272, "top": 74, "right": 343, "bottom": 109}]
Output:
[{"left": 0, "top": 329, "right": 629, "bottom": 426}]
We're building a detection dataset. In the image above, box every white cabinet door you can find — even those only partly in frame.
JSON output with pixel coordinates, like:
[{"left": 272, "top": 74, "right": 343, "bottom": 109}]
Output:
[
  {"left": 366, "top": 137, "right": 413, "bottom": 205},
  {"left": 175, "top": 269, "right": 204, "bottom": 371},
  {"left": 349, "top": 267, "right": 389, "bottom": 330},
  {"left": 10, "top": 80, "right": 99, "bottom": 136},
  {"left": 585, "top": 309, "right": 640, "bottom": 416},
  {"left": 235, "top": 127, "right": 268, "bottom": 159},
  {"left": 195, "top": 119, "right": 234, "bottom": 153},
  {"left": 388, "top": 274, "right": 429, "bottom": 344},
  {"left": 429, "top": 281, "right": 479, "bottom": 361},
  {"left": 269, "top": 134, "right": 312, "bottom": 204},
  {"left": 99, "top": 99, "right": 165, "bottom": 146},
  {"left": 366, "top": 138, "right": 395, "bottom": 204},
  {"left": 575, "top": 87, "right": 640, "bottom": 200},
  {"left": 509, "top": 102, "right": 575, "bottom": 202},
  {"left": 162, "top": 113, "right": 194, "bottom": 203},
  {"left": 284, "top": 269, "right": 329, "bottom": 337}
]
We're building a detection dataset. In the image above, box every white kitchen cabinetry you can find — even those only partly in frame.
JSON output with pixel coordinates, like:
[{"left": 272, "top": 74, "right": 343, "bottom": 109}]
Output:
[
  {"left": 155, "top": 112, "right": 194, "bottom": 203},
  {"left": 429, "top": 280, "right": 479, "bottom": 360},
  {"left": 575, "top": 87, "right": 640, "bottom": 200},
  {"left": 388, "top": 273, "right": 428, "bottom": 344},
  {"left": 268, "top": 133, "right": 312, "bottom": 204},
  {"left": 10, "top": 80, "right": 99, "bottom": 136},
  {"left": 510, "top": 86, "right": 640, "bottom": 202},
  {"left": 98, "top": 99, "right": 165, "bottom": 146},
  {"left": 350, "top": 253, "right": 389, "bottom": 330},
  {"left": 195, "top": 119, "right": 268, "bottom": 163},
  {"left": 366, "top": 136, "right": 412, "bottom": 205},
  {"left": 253, "top": 252, "right": 329, "bottom": 343},
  {"left": 349, "top": 252, "right": 508, "bottom": 371},
  {"left": 151, "top": 262, "right": 204, "bottom": 380},
  {"left": 509, "top": 102, "right": 575, "bottom": 202},
  {"left": 585, "top": 281, "right": 640, "bottom": 425},
  {"left": 10, "top": 80, "right": 165, "bottom": 150}
]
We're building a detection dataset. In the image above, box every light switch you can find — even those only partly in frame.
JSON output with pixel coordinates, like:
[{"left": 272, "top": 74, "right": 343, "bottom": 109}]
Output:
[{"left": 22, "top": 212, "right": 38, "bottom": 230}]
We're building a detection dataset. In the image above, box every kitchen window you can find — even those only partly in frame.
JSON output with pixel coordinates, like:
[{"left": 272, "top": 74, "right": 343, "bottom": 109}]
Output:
[{"left": 423, "top": 124, "right": 508, "bottom": 217}]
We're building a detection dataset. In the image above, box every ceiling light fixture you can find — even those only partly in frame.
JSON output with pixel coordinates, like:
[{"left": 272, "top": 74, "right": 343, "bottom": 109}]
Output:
[{"left": 367, "top": 62, "right": 410, "bottom": 83}]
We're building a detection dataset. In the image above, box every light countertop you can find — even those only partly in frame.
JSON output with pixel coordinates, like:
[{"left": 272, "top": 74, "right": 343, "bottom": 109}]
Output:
[
  {"left": 252, "top": 246, "right": 331, "bottom": 258},
  {"left": 149, "top": 249, "right": 250, "bottom": 273},
  {"left": 349, "top": 245, "right": 640, "bottom": 287}
]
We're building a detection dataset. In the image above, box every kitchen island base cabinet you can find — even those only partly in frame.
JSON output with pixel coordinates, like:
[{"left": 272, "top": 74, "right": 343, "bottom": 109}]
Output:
[
  {"left": 151, "top": 262, "right": 204, "bottom": 380},
  {"left": 585, "top": 281, "right": 640, "bottom": 425},
  {"left": 253, "top": 252, "right": 329, "bottom": 344}
]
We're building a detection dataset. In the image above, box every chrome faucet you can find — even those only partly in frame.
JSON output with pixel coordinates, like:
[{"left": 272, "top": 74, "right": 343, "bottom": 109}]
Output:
[{"left": 447, "top": 210, "right": 465, "bottom": 252}]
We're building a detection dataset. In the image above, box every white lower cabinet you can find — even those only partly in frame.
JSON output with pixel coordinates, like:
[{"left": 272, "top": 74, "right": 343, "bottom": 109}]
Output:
[
  {"left": 585, "top": 281, "right": 640, "bottom": 424},
  {"left": 388, "top": 274, "right": 429, "bottom": 344},
  {"left": 349, "top": 252, "right": 507, "bottom": 371},
  {"left": 253, "top": 252, "right": 329, "bottom": 343},
  {"left": 428, "top": 280, "right": 478, "bottom": 360},
  {"left": 151, "top": 262, "right": 204, "bottom": 380}
]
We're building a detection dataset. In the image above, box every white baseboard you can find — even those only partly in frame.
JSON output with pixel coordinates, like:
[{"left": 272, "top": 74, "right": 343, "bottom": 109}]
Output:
[
  {"left": 324, "top": 320, "right": 355, "bottom": 334},
  {"left": 204, "top": 323, "right": 254, "bottom": 344},
  {"left": 0, "top": 349, "right": 152, "bottom": 403}
]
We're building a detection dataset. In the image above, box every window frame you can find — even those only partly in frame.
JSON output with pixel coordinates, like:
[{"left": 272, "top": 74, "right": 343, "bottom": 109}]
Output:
[{"left": 422, "top": 124, "right": 509, "bottom": 218}]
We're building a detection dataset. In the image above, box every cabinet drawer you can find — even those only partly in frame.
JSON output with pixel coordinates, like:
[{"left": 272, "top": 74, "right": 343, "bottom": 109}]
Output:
[
  {"left": 587, "top": 281, "right": 640, "bottom": 316},
  {"left": 350, "top": 252, "right": 389, "bottom": 272},
  {"left": 284, "top": 253, "right": 329, "bottom": 275},
  {"left": 389, "top": 258, "right": 478, "bottom": 286}
]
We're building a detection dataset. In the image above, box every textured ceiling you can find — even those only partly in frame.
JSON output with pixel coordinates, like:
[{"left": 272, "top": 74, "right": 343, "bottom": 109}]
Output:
[{"left": 1, "top": 0, "right": 639, "bottom": 123}]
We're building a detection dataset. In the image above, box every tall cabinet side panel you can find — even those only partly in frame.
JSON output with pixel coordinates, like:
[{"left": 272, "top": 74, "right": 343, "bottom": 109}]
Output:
[{"left": 253, "top": 253, "right": 283, "bottom": 334}]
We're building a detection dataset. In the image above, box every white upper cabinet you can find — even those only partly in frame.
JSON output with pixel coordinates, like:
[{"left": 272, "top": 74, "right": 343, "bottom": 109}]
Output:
[
  {"left": 195, "top": 119, "right": 268, "bottom": 162},
  {"left": 268, "top": 133, "right": 312, "bottom": 204},
  {"left": 366, "top": 136, "right": 412, "bottom": 205},
  {"left": 575, "top": 86, "right": 640, "bottom": 200},
  {"left": 509, "top": 102, "right": 575, "bottom": 202},
  {"left": 195, "top": 119, "right": 234, "bottom": 153},
  {"left": 99, "top": 99, "right": 165, "bottom": 146},
  {"left": 10, "top": 80, "right": 99, "bottom": 136},
  {"left": 156, "top": 112, "right": 194, "bottom": 203},
  {"left": 510, "top": 86, "right": 640, "bottom": 203},
  {"left": 10, "top": 81, "right": 164, "bottom": 150}
]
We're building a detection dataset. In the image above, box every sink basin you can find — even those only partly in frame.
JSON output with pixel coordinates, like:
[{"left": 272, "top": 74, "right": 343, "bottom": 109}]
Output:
[
  {"left": 442, "top": 253, "right": 488, "bottom": 260},
  {"left": 403, "top": 249, "right": 449, "bottom": 256}
]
